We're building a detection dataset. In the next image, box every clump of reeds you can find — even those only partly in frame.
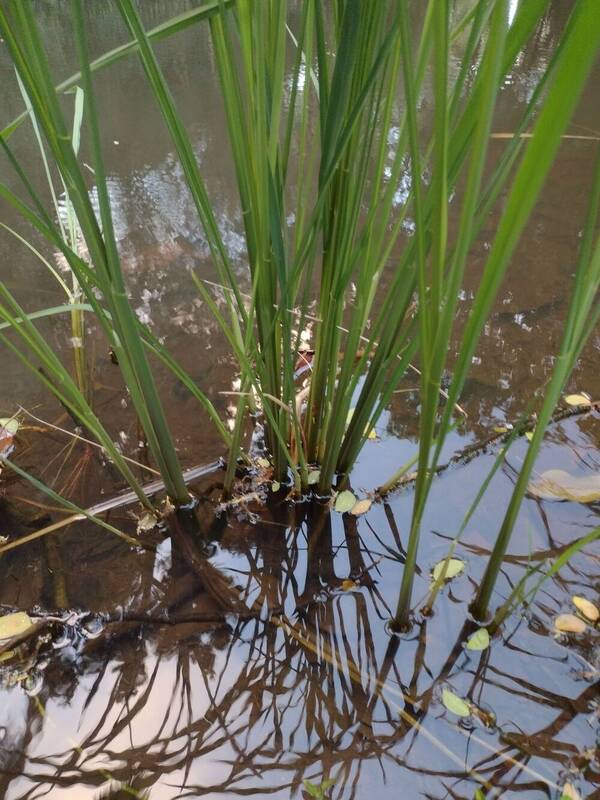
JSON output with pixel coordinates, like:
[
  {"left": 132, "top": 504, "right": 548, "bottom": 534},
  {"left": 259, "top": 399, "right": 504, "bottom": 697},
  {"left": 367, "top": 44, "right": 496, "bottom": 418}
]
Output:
[{"left": 0, "top": 0, "right": 599, "bottom": 626}]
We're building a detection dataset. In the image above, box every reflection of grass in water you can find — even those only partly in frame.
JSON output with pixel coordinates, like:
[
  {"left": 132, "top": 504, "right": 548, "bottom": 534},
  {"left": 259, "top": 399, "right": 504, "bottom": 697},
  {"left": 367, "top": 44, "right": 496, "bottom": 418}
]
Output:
[
  {"left": 0, "top": 1, "right": 599, "bottom": 633},
  {"left": 32, "top": 696, "right": 149, "bottom": 800},
  {"left": 4, "top": 497, "right": 593, "bottom": 799}
]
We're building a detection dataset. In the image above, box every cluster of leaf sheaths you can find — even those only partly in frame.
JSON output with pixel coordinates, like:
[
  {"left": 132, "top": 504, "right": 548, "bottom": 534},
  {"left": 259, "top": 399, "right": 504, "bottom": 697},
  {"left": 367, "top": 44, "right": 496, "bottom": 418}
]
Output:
[{"left": 0, "top": 0, "right": 599, "bottom": 626}]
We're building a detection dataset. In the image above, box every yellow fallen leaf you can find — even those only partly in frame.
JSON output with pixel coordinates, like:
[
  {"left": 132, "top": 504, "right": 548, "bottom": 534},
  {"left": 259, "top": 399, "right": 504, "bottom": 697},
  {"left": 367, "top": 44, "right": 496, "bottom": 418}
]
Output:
[
  {"left": 528, "top": 469, "right": 600, "bottom": 503},
  {"left": 350, "top": 498, "right": 372, "bottom": 516},
  {"left": 0, "top": 611, "right": 34, "bottom": 641},
  {"left": 525, "top": 431, "right": 534, "bottom": 442},
  {"left": 564, "top": 393, "right": 591, "bottom": 407},
  {"left": 572, "top": 595, "right": 599, "bottom": 622},
  {"left": 554, "top": 613, "right": 587, "bottom": 634},
  {"left": 341, "top": 579, "right": 359, "bottom": 591}
]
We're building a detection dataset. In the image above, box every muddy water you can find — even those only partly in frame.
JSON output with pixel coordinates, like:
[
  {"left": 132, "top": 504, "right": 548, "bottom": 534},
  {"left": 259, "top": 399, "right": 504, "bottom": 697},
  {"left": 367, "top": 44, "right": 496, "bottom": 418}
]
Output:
[{"left": 1, "top": 2, "right": 600, "bottom": 798}]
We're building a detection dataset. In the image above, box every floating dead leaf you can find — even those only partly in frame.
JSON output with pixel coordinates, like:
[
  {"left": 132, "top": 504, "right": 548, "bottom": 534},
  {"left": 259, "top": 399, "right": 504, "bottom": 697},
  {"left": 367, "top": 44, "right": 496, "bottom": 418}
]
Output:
[
  {"left": 564, "top": 393, "right": 591, "bottom": 407},
  {"left": 554, "top": 613, "right": 587, "bottom": 634},
  {"left": 432, "top": 557, "right": 465, "bottom": 583},
  {"left": 341, "top": 578, "right": 359, "bottom": 591},
  {"left": 334, "top": 490, "right": 357, "bottom": 513},
  {"left": 442, "top": 688, "right": 470, "bottom": 717},
  {"left": 493, "top": 425, "right": 508, "bottom": 434},
  {"left": 350, "top": 498, "right": 372, "bottom": 516},
  {"left": 271, "top": 481, "right": 281, "bottom": 492},
  {"left": 0, "top": 416, "right": 19, "bottom": 455},
  {"left": 0, "top": 417, "right": 19, "bottom": 436},
  {"left": 466, "top": 628, "right": 490, "bottom": 651},
  {"left": 561, "top": 782, "right": 581, "bottom": 800},
  {"left": 137, "top": 511, "right": 158, "bottom": 534},
  {"left": 528, "top": 469, "right": 600, "bottom": 503},
  {"left": 307, "top": 469, "right": 320, "bottom": 485},
  {"left": 572, "top": 595, "right": 599, "bottom": 622},
  {"left": 0, "top": 611, "right": 34, "bottom": 641}
]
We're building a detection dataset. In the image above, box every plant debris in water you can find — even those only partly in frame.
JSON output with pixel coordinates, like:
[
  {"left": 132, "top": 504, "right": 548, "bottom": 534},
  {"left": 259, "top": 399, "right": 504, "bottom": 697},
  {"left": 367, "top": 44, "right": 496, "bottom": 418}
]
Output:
[
  {"left": 528, "top": 469, "right": 600, "bottom": 503},
  {"left": 432, "top": 557, "right": 465, "bottom": 583},
  {"left": 554, "top": 614, "right": 587, "bottom": 634},
  {"left": 466, "top": 628, "right": 490, "bottom": 651}
]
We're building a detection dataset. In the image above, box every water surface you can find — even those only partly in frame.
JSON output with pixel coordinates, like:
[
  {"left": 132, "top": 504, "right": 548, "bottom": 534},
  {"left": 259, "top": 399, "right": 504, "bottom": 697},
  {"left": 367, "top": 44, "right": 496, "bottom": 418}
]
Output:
[{"left": 0, "top": 2, "right": 599, "bottom": 798}]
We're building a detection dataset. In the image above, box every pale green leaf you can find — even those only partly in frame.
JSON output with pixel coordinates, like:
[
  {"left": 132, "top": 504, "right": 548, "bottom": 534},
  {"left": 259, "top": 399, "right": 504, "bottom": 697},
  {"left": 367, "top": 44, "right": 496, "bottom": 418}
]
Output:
[
  {"left": 466, "top": 628, "right": 490, "bottom": 651},
  {"left": 307, "top": 470, "right": 321, "bottom": 486},
  {"left": 442, "top": 688, "right": 470, "bottom": 717},
  {"left": 432, "top": 558, "right": 465, "bottom": 582},
  {"left": 0, "top": 417, "right": 20, "bottom": 436},
  {"left": 334, "top": 490, "right": 357, "bottom": 513}
]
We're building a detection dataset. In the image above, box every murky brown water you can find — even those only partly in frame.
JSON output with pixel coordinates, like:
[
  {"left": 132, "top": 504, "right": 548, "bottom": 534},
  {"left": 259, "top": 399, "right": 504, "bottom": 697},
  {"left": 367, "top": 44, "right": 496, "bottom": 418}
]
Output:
[{"left": 1, "top": 2, "right": 599, "bottom": 798}]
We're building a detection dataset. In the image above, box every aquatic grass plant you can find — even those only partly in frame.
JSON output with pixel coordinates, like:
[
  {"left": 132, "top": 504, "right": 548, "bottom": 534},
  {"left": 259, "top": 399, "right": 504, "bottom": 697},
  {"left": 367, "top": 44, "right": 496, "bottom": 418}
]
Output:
[
  {"left": 0, "top": 0, "right": 599, "bottom": 632},
  {"left": 7, "top": 77, "right": 90, "bottom": 399},
  {"left": 393, "top": 0, "right": 600, "bottom": 627},
  {"left": 117, "top": 0, "right": 600, "bottom": 623},
  {"left": 119, "top": 0, "right": 594, "bottom": 499},
  {"left": 0, "top": 0, "right": 204, "bottom": 506},
  {"left": 471, "top": 144, "right": 600, "bottom": 621}
]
